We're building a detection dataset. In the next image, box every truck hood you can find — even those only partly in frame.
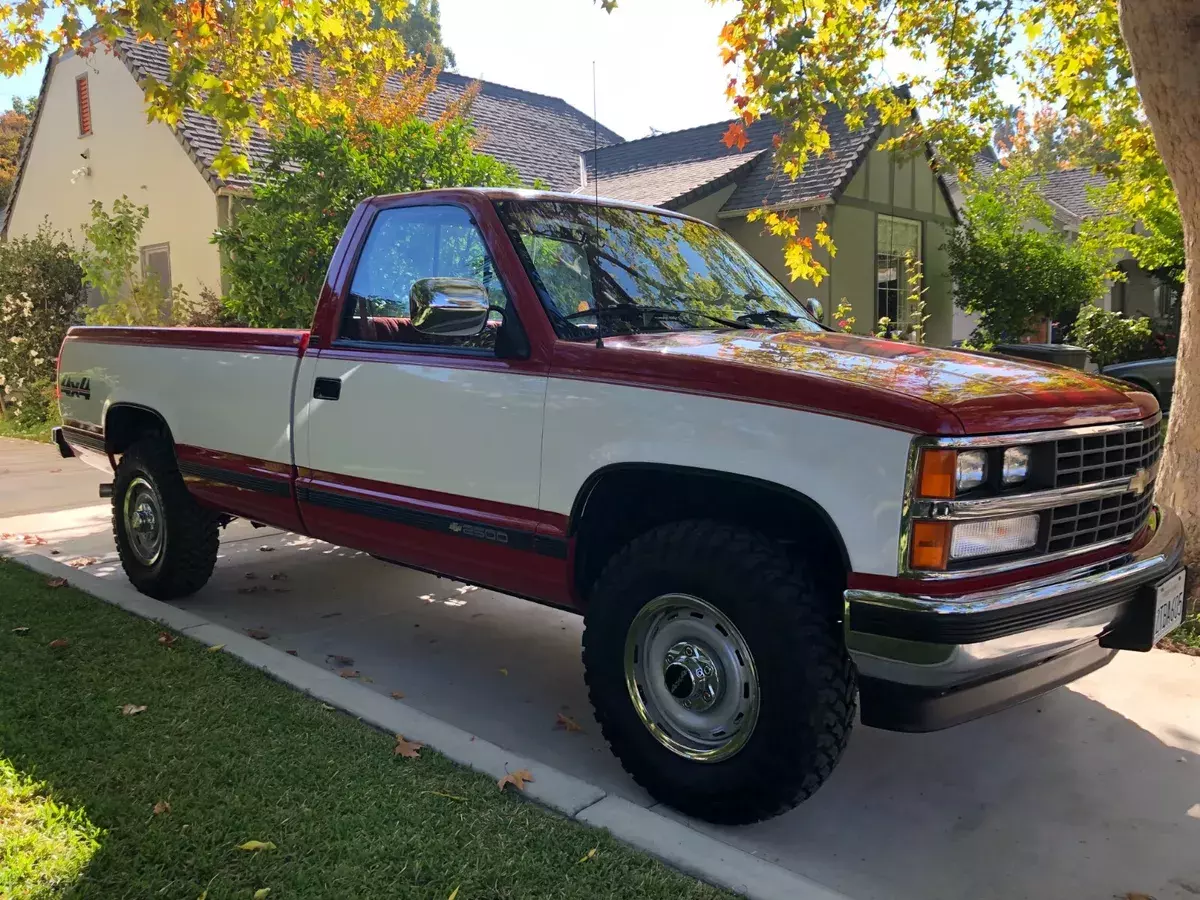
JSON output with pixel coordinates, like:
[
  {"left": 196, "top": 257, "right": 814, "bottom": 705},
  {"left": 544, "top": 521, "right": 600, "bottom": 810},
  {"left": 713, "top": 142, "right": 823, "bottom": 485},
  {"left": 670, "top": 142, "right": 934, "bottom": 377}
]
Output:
[{"left": 601, "top": 329, "right": 1156, "bottom": 434}]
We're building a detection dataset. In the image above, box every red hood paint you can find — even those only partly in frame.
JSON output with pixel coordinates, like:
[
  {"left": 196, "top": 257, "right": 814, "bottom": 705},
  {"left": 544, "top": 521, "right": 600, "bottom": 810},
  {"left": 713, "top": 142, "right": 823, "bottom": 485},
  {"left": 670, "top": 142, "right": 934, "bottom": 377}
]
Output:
[{"left": 583, "top": 329, "right": 1157, "bottom": 435}]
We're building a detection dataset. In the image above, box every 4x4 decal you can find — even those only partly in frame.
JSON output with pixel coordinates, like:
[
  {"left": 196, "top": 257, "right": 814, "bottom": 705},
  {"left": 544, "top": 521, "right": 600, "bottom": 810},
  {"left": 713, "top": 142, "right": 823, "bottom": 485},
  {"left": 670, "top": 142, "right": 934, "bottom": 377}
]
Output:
[{"left": 59, "top": 374, "right": 91, "bottom": 399}]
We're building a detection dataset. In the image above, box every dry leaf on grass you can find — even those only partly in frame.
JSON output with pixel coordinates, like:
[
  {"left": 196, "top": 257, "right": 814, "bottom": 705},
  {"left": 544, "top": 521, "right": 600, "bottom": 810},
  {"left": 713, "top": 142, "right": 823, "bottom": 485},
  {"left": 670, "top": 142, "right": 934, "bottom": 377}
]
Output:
[
  {"left": 394, "top": 735, "right": 424, "bottom": 758},
  {"left": 11, "top": 626, "right": 28, "bottom": 634},
  {"left": 447, "top": 887, "right": 459, "bottom": 900},
  {"left": 338, "top": 668, "right": 360, "bottom": 679},
  {"left": 157, "top": 631, "right": 177, "bottom": 647},
  {"left": 577, "top": 847, "right": 597, "bottom": 864},
  {"left": 48, "top": 638, "right": 69, "bottom": 649},
  {"left": 554, "top": 713, "right": 584, "bottom": 733},
  {"left": 253, "top": 890, "right": 271, "bottom": 900},
  {"left": 497, "top": 769, "right": 534, "bottom": 792},
  {"left": 45, "top": 577, "right": 67, "bottom": 588},
  {"left": 153, "top": 800, "right": 171, "bottom": 815},
  {"left": 421, "top": 790, "right": 465, "bottom": 801},
  {"left": 390, "top": 691, "right": 405, "bottom": 700},
  {"left": 121, "top": 704, "right": 147, "bottom": 716},
  {"left": 245, "top": 628, "right": 270, "bottom": 640},
  {"left": 237, "top": 840, "right": 277, "bottom": 852},
  {"left": 207, "top": 644, "right": 224, "bottom": 652},
  {"left": 65, "top": 556, "right": 100, "bottom": 568},
  {"left": 327, "top": 654, "right": 354, "bottom": 666},
  {"left": 320, "top": 703, "right": 335, "bottom": 711}
]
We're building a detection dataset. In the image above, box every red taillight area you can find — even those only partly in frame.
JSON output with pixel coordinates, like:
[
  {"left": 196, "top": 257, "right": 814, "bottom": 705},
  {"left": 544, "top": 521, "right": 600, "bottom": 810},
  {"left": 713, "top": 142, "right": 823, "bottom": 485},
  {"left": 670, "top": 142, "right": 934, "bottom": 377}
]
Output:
[{"left": 54, "top": 334, "right": 68, "bottom": 400}]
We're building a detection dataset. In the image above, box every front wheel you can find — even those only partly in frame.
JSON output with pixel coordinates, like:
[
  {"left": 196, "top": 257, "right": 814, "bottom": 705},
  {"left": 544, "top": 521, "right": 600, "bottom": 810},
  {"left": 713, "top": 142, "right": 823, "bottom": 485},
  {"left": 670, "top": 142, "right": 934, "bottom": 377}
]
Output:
[
  {"left": 582, "top": 520, "right": 856, "bottom": 824},
  {"left": 113, "top": 437, "right": 219, "bottom": 600}
]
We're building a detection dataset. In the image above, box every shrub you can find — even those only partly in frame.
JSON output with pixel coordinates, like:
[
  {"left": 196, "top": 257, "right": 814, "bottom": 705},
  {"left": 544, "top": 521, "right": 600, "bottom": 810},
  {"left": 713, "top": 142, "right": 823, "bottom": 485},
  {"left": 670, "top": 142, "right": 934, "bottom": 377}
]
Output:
[
  {"left": 215, "top": 66, "right": 521, "bottom": 328},
  {"left": 0, "top": 225, "right": 85, "bottom": 422},
  {"left": 1070, "top": 303, "right": 1154, "bottom": 367}
]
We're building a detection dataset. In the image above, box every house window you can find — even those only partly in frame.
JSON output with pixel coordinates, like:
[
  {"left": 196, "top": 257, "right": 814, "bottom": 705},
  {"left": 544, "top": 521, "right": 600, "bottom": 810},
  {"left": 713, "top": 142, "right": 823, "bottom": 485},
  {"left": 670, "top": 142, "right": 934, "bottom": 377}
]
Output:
[
  {"left": 75, "top": 74, "right": 92, "bottom": 136},
  {"left": 876, "top": 214, "right": 921, "bottom": 329},
  {"left": 140, "top": 243, "right": 171, "bottom": 296}
]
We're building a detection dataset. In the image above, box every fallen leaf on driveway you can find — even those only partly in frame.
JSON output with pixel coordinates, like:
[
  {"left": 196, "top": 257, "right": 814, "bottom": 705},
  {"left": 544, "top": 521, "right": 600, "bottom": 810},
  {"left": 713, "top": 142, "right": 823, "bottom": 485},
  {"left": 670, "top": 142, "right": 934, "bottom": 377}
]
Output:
[
  {"left": 245, "top": 628, "right": 270, "bottom": 640},
  {"left": 207, "top": 644, "right": 224, "bottom": 652},
  {"left": 65, "top": 556, "right": 99, "bottom": 568},
  {"left": 498, "top": 667, "right": 508, "bottom": 676},
  {"left": 393, "top": 735, "right": 423, "bottom": 758},
  {"left": 22, "top": 534, "right": 47, "bottom": 545},
  {"left": 237, "top": 585, "right": 268, "bottom": 595},
  {"left": 48, "top": 638, "right": 69, "bottom": 649},
  {"left": 157, "top": 631, "right": 177, "bottom": 647},
  {"left": 46, "top": 577, "right": 67, "bottom": 588},
  {"left": 337, "top": 668, "right": 360, "bottom": 679},
  {"left": 327, "top": 654, "right": 354, "bottom": 666},
  {"left": 285, "top": 649, "right": 298, "bottom": 656},
  {"left": 153, "top": 800, "right": 171, "bottom": 815},
  {"left": 244, "top": 572, "right": 258, "bottom": 580},
  {"left": 272, "top": 588, "right": 290, "bottom": 594},
  {"left": 253, "top": 890, "right": 271, "bottom": 900},
  {"left": 121, "top": 704, "right": 147, "bottom": 716},
  {"left": 258, "top": 545, "right": 275, "bottom": 552},
  {"left": 237, "top": 840, "right": 277, "bottom": 852},
  {"left": 577, "top": 847, "right": 597, "bottom": 864},
  {"left": 361, "top": 675, "right": 374, "bottom": 683},
  {"left": 554, "top": 712, "right": 584, "bottom": 733},
  {"left": 270, "top": 572, "right": 288, "bottom": 581},
  {"left": 390, "top": 691, "right": 405, "bottom": 700},
  {"left": 1123, "top": 894, "right": 1155, "bottom": 900},
  {"left": 497, "top": 769, "right": 534, "bottom": 792},
  {"left": 49, "top": 468, "right": 61, "bottom": 473},
  {"left": 11, "top": 626, "right": 28, "bottom": 634},
  {"left": 50, "top": 549, "right": 60, "bottom": 555}
]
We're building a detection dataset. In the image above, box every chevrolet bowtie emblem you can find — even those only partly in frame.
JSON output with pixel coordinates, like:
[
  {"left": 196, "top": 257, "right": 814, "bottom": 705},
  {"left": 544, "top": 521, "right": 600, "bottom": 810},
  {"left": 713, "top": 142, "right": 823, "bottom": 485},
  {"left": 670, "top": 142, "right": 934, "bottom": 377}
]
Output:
[{"left": 1129, "top": 468, "right": 1152, "bottom": 496}]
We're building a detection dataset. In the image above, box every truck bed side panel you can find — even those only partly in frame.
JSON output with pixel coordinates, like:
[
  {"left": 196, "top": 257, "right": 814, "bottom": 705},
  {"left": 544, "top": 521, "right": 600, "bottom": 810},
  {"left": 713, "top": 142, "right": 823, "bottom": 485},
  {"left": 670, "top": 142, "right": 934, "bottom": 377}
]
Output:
[{"left": 58, "top": 327, "right": 307, "bottom": 530}]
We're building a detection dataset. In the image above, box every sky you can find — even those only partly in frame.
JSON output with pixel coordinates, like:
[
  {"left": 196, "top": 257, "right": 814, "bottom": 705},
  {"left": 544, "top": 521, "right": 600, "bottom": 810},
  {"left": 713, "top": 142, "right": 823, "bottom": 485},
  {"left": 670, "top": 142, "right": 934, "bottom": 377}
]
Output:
[{"left": 0, "top": 0, "right": 739, "bottom": 139}]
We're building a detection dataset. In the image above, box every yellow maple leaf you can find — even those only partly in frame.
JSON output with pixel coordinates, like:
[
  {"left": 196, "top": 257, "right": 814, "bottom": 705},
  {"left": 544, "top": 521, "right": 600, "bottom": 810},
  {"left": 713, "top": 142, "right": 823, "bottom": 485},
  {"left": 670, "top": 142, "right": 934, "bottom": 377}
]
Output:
[{"left": 237, "top": 840, "right": 277, "bottom": 852}]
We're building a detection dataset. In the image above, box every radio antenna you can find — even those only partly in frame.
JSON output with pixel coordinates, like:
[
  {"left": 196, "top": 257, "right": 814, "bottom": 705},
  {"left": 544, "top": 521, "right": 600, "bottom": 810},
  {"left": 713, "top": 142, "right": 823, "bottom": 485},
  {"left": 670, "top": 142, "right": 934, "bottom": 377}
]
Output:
[{"left": 592, "top": 60, "right": 604, "bottom": 348}]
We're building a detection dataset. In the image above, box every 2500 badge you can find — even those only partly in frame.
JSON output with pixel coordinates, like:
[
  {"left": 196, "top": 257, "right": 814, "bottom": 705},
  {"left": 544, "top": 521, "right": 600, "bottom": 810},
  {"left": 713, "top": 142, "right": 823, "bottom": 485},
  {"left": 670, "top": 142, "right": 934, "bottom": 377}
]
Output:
[{"left": 59, "top": 374, "right": 91, "bottom": 399}]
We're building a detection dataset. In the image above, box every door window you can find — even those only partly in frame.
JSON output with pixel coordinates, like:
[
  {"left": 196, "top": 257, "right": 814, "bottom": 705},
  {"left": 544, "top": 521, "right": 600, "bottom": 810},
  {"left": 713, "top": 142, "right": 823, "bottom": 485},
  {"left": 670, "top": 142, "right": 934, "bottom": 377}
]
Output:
[{"left": 342, "top": 205, "right": 509, "bottom": 350}]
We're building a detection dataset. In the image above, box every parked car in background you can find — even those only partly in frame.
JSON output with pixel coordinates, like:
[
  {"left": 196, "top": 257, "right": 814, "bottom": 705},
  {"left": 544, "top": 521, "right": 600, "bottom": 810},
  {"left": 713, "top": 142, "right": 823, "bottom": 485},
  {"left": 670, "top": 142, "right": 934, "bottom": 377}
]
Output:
[{"left": 1103, "top": 357, "right": 1176, "bottom": 415}]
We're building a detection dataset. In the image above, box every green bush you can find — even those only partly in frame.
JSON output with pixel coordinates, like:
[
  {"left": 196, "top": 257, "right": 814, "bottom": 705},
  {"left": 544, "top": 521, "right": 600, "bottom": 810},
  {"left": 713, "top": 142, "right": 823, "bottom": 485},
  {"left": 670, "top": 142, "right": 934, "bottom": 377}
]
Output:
[
  {"left": 1070, "top": 302, "right": 1154, "bottom": 367},
  {"left": 0, "top": 224, "right": 85, "bottom": 423},
  {"left": 215, "top": 111, "right": 520, "bottom": 328}
]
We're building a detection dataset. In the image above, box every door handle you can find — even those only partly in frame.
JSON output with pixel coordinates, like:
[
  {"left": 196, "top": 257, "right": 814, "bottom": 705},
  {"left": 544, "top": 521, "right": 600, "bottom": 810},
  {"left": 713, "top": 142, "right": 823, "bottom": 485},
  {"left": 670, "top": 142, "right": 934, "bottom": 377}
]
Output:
[{"left": 313, "top": 377, "right": 341, "bottom": 401}]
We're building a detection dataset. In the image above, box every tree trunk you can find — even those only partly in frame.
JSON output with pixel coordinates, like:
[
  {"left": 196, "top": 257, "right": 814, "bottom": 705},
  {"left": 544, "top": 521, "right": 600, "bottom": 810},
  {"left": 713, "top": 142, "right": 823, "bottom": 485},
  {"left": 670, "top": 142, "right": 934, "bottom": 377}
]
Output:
[{"left": 1118, "top": 0, "right": 1200, "bottom": 599}]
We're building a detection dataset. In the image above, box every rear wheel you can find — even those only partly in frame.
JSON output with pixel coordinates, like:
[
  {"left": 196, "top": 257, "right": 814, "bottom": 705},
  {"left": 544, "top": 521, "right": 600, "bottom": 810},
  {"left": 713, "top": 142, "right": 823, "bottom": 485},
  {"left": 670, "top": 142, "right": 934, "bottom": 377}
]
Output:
[
  {"left": 113, "top": 437, "right": 218, "bottom": 599},
  {"left": 582, "top": 519, "right": 856, "bottom": 824}
]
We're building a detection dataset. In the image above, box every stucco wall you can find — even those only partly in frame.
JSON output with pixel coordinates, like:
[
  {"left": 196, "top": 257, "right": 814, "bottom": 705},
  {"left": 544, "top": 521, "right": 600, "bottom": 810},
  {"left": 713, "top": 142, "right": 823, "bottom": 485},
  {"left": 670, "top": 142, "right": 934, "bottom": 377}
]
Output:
[
  {"left": 827, "top": 203, "right": 874, "bottom": 329},
  {"left": 676, "top": 183, "right": 736, "bottom": 225},
  {"left": 7, "top": 48, "right": 223, "bottom": 300},
  {"left": 721, "top": 210, "right": 832, "bottom": 319}
]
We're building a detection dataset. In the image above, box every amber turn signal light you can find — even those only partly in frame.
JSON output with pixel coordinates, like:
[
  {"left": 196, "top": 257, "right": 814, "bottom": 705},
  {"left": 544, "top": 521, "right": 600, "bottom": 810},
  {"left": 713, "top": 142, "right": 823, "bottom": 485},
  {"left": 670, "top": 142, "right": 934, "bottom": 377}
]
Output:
[
  {"left": 910, "top": 520, "right": 951, "bottom": 570},
  {"left": 917, "top": 449, "right": 957, "bottom": 499}
]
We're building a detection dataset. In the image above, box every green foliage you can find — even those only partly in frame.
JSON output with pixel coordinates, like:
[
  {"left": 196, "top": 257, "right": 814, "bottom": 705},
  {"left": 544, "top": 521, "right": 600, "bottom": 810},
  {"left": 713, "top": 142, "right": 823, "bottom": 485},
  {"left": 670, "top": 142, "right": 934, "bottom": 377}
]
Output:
[
  {"left": 1070, "top": 303, "right": 1153, "bottom": 367},
  {"left": 215, "top": 112, "right": 520, "bottom": 329},
  {"left": 832, "top": 299, "right": 855, "bottom": 333},
  {"left": 78, "top": 197, "right": 184, "bottom": 326},
  {"left": 0, "top": 225, "right": 84, "bottom": 424},
  {"left": 948, "top": 165, "right": 1111, "bottom": 347}
]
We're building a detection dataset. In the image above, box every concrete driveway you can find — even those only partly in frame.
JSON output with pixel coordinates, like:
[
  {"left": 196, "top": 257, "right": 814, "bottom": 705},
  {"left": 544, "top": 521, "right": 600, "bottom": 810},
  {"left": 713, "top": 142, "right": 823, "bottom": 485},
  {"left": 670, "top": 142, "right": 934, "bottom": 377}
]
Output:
[{"left": 5, "top": 440, "right": 1200, "bottom": 900}]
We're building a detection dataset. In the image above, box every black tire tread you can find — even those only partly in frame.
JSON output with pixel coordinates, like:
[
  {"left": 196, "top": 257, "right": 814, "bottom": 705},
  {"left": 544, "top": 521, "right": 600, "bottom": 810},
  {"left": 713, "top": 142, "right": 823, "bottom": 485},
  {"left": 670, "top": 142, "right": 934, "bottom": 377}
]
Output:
[
  {"left": 113, "top": 436, "right": 218, "bottom": 599},
  {"left": 582, "top": 519, "right": 856, "bottom": 824}
]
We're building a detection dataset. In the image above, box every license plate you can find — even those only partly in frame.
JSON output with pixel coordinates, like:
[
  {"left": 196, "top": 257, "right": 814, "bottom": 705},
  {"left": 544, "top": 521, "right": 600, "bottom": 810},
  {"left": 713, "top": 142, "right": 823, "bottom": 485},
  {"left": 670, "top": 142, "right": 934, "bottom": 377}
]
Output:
[{"left": 1153, "top": 569, "right": 1187, "bottom": 645}]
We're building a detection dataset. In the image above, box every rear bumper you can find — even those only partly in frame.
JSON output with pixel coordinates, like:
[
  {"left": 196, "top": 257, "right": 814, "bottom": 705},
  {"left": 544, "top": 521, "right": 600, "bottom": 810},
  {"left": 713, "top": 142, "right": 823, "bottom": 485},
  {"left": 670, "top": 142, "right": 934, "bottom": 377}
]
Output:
[{"left": 846, "top": 505, "right": 1187, "bottom": 732}]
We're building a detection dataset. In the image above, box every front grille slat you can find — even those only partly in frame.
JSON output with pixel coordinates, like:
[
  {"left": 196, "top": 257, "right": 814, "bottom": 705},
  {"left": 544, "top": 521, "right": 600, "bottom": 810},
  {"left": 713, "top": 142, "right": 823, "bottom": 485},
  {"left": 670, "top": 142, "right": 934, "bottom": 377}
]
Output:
[{"left": 1045, "top": 419, "right": 1160, "bottom": 554}]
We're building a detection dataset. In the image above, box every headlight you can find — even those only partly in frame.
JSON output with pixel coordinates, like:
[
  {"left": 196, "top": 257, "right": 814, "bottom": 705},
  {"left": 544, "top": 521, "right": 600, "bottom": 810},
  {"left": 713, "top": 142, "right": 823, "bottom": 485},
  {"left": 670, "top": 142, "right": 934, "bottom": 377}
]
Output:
[
  {"left": 950, "top": 515, "right": 1039, "bottom": 560},
  {"left": 956, "top": 450, "right": 987, "bottom": 493},
  {"left": 1002, "top": 446, "right": 1031, "bottom": 485}
]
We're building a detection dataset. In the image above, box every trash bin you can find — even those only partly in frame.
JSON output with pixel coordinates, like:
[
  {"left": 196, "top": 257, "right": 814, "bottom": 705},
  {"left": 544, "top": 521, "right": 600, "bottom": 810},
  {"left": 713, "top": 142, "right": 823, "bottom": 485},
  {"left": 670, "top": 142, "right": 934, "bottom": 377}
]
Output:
[{"left": 994, "top": 343, "right": 1090, "bottom": 370}]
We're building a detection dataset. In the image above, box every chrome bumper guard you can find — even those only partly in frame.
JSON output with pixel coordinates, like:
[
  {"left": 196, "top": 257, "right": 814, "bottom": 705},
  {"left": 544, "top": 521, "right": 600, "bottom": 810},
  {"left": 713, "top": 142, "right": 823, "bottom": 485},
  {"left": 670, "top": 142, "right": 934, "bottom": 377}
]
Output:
[{"left": 846, "top": 505, "right": 1187, "bottom": 732}]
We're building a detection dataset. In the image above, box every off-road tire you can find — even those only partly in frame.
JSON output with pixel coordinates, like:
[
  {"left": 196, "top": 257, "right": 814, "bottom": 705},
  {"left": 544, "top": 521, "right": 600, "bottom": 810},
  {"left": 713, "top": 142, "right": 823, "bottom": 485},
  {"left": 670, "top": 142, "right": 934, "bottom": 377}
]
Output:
[
  {"left": 113, "top": 437, "right": 218, "bottom": 599},
  {"left": 582, "top": 519, "right": 856, "bottom": 824}
]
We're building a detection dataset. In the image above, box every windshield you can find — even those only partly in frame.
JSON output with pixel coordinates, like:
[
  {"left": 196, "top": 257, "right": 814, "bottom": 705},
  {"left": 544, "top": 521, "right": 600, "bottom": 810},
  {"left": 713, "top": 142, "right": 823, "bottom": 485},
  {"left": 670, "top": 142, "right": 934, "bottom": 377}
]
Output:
[{"left": 496, "top": 200, "right": 825, "bottom": 340}]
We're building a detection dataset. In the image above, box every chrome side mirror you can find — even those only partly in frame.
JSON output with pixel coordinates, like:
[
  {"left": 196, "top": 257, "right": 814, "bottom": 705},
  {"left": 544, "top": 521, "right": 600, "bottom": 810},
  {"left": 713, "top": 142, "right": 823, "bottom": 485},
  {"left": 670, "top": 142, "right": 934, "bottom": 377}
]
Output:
[
  {"left": 804, "top": 297, "right": 824, "bottom": 323},
  {"left": 409, "top": 278, "right": 490, "bottom": 336}
]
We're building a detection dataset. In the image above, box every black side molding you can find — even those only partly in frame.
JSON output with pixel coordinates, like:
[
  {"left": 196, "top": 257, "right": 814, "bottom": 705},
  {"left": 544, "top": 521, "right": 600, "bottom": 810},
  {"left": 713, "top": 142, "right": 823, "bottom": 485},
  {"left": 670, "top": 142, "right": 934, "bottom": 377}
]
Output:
[{"left": 52, "top": 427, "right": 75, "bottom": 459}]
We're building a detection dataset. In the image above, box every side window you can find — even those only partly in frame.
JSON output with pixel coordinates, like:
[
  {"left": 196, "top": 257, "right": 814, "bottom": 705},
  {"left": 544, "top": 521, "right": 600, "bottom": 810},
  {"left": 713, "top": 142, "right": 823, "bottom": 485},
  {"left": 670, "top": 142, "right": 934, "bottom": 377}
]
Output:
[{"left": 342, "top": 205, "right": 509, "bottom": 350}]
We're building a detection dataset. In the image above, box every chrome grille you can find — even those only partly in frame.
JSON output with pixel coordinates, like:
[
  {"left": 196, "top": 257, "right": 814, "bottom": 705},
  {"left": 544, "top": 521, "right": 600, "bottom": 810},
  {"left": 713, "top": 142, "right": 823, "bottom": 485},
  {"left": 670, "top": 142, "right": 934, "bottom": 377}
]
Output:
[
  {"left": 1047, "top": 490, "right": 1154, "bottom": 554},
  {"left": 1054, "top": 419, "right": 1162, "bottom": 488}
]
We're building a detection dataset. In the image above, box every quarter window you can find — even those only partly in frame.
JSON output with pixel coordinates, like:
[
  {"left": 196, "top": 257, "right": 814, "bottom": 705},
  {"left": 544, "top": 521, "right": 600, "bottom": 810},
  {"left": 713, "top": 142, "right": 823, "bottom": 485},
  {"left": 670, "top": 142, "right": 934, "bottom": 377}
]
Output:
[
  {"left": 342, "top": 205, "right": 509, "bottom": 350},
  {"left": 876, "top": 214, "right": 921, "bottom": 331}
]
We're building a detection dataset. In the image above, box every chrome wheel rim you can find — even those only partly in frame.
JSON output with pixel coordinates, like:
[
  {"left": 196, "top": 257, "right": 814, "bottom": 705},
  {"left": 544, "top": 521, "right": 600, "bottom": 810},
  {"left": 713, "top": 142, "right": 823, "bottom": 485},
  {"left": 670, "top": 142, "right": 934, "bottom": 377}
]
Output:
[
  {"left": 123, "top": 476, "right": 164, "bottom": 567},
  {"left": 624, "top": 593, "right": 760, "bottom": 762}
]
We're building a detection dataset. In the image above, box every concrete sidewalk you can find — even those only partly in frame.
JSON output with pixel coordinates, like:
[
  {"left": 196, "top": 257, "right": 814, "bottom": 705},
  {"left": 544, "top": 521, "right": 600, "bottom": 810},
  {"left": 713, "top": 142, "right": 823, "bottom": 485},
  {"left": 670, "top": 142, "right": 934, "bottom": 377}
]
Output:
[{"left": 3, "top": 496, "right": 1200, "bottom": 899}]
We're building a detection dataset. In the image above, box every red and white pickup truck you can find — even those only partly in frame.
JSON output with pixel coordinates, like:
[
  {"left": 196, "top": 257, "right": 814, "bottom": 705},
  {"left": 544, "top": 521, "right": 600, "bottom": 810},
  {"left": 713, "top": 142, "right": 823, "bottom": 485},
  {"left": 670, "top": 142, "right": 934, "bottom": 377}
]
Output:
[{"left": 55, "top": 188, "right": 1187, "bottom": 824}]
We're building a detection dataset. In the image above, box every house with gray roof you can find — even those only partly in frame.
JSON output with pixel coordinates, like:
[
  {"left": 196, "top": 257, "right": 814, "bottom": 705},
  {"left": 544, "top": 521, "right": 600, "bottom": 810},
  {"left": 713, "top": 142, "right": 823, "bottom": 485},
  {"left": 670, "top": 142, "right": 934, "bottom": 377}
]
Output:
[{"left": 578, "top": 110, "right": 961, "bottom": 345}]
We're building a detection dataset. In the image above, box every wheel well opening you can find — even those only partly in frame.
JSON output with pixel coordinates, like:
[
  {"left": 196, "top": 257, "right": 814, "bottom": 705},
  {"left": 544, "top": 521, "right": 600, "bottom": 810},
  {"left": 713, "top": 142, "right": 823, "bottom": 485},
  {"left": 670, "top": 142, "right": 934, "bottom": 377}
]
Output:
[
  {"left": 571, "top": 466, "right": 849, "bottom": 607},
  {"left": 104, "top": 405, "right": 171, "bottom": 456}
]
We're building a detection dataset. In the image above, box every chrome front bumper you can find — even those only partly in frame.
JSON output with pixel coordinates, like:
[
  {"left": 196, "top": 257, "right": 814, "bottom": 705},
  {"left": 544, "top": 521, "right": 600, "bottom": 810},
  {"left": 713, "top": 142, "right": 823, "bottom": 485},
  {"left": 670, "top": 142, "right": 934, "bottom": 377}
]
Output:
[{"left": 845, "top": 506, "right": 1187, "bottom": 732}]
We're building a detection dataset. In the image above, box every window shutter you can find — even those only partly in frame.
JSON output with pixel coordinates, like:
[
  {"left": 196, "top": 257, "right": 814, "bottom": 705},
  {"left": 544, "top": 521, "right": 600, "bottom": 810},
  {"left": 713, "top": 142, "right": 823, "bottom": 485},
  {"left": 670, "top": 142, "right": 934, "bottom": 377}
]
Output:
[{"left": 76, "top": 75, "right": 92, "bottom": 136}]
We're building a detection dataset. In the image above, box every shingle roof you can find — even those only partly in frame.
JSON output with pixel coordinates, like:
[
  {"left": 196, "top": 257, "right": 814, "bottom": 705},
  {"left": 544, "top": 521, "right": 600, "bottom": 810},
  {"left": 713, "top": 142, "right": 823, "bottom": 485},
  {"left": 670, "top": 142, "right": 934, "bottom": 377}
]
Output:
[
  {"left": 1027, "top": 167, "right": 1108, "bottom": 220},
  {"left": 579, "top": 109, "right": 882, "bottom": 214},
  {"left": 112, "top": 35, "right": 622, "bottom": 191}
]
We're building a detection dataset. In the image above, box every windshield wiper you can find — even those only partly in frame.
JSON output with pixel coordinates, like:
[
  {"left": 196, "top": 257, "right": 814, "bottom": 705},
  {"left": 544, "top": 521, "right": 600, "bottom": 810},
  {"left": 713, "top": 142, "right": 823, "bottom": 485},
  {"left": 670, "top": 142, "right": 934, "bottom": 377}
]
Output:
[
  {"left": 562, "top": 304, "right": 748, "bottom": 330},
  {"left": 736, "top": 309, "right": 804, "bottom": 326}
]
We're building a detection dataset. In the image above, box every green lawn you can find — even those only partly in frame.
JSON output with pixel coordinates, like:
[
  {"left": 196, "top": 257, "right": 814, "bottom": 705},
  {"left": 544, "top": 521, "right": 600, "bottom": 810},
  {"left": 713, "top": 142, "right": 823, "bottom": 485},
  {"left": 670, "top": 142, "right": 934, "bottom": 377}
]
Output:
[
  {"left": 0, "top": 559, "right": 730, "bottom": 900},
  {"left": 1162, "top": 616, "right": 1200, "bottom": 655},
  {"left": 0, "top": 414, "right": 55, "bottom": 443}
]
